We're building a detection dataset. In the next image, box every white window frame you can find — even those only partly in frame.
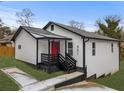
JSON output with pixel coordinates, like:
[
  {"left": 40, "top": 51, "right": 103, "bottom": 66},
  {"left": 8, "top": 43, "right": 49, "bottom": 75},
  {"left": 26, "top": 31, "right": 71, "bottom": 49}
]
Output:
[{"left": 67, "top": 42, "right": 73, "bottom": 56}]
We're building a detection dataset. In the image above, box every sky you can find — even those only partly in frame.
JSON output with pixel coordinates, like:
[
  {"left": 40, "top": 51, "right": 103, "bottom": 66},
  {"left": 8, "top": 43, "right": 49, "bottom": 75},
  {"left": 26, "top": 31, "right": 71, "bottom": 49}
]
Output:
[{"left": 0, "top": 1, "right": 124, "bottom": 31}]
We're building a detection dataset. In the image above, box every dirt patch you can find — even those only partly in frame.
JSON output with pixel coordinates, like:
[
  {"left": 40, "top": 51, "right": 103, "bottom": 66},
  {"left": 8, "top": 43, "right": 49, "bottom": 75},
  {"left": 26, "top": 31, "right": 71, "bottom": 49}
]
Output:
[
  {"left": 57, "top": 81, "right": 105, "bottom": 90},
  {"left": 9, "top": 72, "right": 31, "bottom": 77}
]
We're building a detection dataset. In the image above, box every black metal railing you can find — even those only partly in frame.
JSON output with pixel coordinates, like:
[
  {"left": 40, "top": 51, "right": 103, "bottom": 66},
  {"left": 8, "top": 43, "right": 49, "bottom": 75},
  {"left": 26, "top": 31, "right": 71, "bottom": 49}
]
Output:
[
  {"left": 58, "top": 54, "right": 68, "bottom": 71},
  {"left": 65, "top": 53, "right": 77, "bottom": 69},
  {"left": 58, "top": 53, "right": 77, "bottom": 73},
  {"left": 38, "top": 53, "right": 59, "bottom": 73},
  {"left": 41, "top": 53, "right": 58, "bottom": 65},
  {"left": 39, "top": 53, "right": 77, "bottom": 73}
]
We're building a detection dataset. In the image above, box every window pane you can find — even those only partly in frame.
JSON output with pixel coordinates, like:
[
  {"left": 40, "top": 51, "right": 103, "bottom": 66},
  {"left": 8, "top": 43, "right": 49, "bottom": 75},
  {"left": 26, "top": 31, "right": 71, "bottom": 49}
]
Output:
[
  {"left": 51, "top": 25, "right": 54, "bottom": 31},
  {"left": 111, "top": 43, "right": 114, "bottom": 52},
  {"left": 92, "top": 42, "right": 95, "bottom": 56},
  {"left": 92, "top": 49, "right": 95, "bottom": 55},
  {"left": 68, "top": 42, "right": 73, "bottom": 56},
  {"left": 68, "top": 49, "right": 73, "bottom": 56},
  {"left": 92, "top": 42, "right": 95, "bottom": 48},
  {"left": 68, "top": 42, "right": 73, "bottom": 48},
  {"left": 18, "top": 45, "right": 21, "bottom": 49}
]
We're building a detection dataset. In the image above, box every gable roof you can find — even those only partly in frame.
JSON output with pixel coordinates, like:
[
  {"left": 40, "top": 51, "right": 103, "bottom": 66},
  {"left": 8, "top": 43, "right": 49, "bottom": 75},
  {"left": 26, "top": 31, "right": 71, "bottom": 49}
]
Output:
[
  {"left": 12, "top": 26, "right": 71, "bottom": 41},
  {"left": 43, "top": 21, "right": 118, "bottom": 41}
]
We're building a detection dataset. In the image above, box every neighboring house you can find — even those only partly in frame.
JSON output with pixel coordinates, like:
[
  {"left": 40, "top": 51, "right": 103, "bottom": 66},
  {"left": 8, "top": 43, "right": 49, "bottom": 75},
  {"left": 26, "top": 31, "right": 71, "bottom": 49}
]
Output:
[
  {"left": 12, "top": 21, "right": 119, "bottom": 79},
  {"left": 0, "top": 35, "right": 14, "bottom": 47},
  {"left": 0, "top": 35, "right": 15, "bottom": 57}
]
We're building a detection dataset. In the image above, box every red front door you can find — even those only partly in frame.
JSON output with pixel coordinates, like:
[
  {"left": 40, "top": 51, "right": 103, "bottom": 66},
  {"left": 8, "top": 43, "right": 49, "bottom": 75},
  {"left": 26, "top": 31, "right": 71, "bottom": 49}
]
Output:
[{"left": 51, "top": 41, "right": 60, "bottom": 59}]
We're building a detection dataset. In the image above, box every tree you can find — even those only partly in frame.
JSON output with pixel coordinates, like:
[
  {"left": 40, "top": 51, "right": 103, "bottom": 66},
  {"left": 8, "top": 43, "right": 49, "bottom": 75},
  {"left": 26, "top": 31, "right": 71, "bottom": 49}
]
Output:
[
  {"left": 3, "top": 26, "right": 11, "bottom": 35},
  {"left": 69, "top": 20, "right": 84, "bottom": 30},
  {"left": 96, "top": 15, "right": 124, "bottom": 58},
  {"left": 0, "top": 18, "right": 12, "bottom": 39},
  {"left": 0, "top": 18, "right": 4, "bottom": 38},
  {"left": 0, "top": 18, "right": 3, "bottom": 26},
  {"left": 16, "top": 8, "right": 35, "bottom": 26},
  {"left": 96, "top": 15, "right": 123, "bottom": 39}
]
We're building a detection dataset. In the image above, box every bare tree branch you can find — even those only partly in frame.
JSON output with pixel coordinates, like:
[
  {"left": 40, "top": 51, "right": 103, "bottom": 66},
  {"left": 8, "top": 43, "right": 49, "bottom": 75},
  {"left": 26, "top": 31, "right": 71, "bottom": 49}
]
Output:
[
  {"left": 0, "top": 18, "right": 12, "bottom": 39},
  {"left": 69, "top": 20, "right": 84, "bottom": 30},
  {"left": 16, "top": 8, "right": 35, "bottom": 26}
]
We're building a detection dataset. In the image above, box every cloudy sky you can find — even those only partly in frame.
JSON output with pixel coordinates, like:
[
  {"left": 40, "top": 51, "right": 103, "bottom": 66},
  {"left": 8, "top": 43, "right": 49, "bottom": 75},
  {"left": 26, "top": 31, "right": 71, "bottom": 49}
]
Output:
[{"left": 0, "top": 1, "right": 124, "bottom": 31}]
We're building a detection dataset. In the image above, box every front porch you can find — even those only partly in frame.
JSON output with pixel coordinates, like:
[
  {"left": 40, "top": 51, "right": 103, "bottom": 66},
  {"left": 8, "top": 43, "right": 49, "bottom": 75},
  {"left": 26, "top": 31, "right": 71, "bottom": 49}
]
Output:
[
  {"left": 36, "top": 37, "right": 77, "bottom": 73},
  {"left": 38, "top": 53, "right": 77, "bottom": 73}
]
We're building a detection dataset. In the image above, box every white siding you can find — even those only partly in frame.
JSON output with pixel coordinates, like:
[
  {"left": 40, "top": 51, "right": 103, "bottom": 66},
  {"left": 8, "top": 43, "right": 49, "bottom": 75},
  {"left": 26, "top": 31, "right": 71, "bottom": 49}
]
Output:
[
  {"left": 38, "top": 40, "right": 48, "bottom": 63},
  {"left": 15, "top": 30, "right": 37, "bottom": 65},
  {"left": 46, "top": 24, "right": 83, "bottom": 68},
  {"left": 86, "top": 39, "right": 119, "bottom": 77}
]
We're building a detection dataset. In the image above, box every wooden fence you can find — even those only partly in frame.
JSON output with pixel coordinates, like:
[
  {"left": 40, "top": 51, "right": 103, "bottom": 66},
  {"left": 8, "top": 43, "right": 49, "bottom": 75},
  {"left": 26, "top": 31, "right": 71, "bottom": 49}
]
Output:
[{"left": 0, "top": 46, "right": 15, "bottom": 57}]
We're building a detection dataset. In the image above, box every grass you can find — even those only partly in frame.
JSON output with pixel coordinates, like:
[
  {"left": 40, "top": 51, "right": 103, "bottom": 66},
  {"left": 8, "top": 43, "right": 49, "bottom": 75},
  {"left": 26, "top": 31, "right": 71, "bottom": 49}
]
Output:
[
  {"left": 0, "top": 71, "right": 19, "bottom": 91},
  {"left": 0, "top": 57, "right": 64, "bottom": 91},
  {"left": 91, "top": 60, "right": 124, "bottom": 91}
]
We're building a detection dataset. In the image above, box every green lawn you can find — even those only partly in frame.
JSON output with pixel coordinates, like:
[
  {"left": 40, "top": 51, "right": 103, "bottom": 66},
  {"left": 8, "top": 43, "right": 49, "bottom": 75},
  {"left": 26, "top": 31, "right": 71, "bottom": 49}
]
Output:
[
  {"left": 91, "top": 60, "right": 124, "bottom": 91},
  {"left": 0, "top": 57, "right": 64, "bottom": 91}
]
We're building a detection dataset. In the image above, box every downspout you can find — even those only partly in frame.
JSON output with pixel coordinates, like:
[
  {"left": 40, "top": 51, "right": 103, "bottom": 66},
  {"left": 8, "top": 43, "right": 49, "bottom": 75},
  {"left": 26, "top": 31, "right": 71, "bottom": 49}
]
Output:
[
  {"left": 65, "top": 40, "right": 67, "bottom": 57},
  {"left": 119, "top": 41, "right": 121, "bottom": 70},
  {"left": 82, "top": 37, "right": 89, "bottom": 79},
  {"left": 48, "top": 39, "right": 51, "bottom": 73},
  {"left": 36, "top": 39, "right": 39, "bottom": 69}
]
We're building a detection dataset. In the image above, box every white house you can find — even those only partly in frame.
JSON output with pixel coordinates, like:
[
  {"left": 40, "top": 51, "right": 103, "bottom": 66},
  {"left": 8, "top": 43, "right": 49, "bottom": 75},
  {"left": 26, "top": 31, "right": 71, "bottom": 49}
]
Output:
[{"left": 12, "top": 21, "right": 119, "bottom": 79}]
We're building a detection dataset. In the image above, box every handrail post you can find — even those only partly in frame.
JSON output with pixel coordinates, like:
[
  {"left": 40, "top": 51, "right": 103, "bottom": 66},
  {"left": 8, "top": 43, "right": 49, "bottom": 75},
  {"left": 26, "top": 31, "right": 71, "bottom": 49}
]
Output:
[{"left": 65, "top": 40, "right": 67, "bottom": 57}]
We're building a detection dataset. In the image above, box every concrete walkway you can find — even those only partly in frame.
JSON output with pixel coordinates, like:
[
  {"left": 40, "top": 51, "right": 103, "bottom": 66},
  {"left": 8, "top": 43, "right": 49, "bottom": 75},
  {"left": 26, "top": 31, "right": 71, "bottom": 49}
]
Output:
[
  {"left": 1, "top": 67, "right": 38, "bottom": 88},
  {"left": 56, "top": 81, "right": 117, "bottom": 91},
  {"left": 21, "top": 71, "right": 83, "bottom": 91},
  {"left": 2, "top": 67, "right": 115, "bottom": 91},
  {"left": 1, "top": 67, "right": 83, "bottom": 91}
]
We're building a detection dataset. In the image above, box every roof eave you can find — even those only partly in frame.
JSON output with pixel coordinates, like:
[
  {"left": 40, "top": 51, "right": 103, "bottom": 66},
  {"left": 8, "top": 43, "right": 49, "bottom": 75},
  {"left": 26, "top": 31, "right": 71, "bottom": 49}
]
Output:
[
  {"left": 37, "top": 37, "right": 72, "bottom": 40},
  {"left": 82, "top": 36, "right": 119, "bottom": 42},
  {"left": 44, "top": 21, "right": 119, "bottom": 42},
  {"left": 11, "top": 26, "right": 37, "bottom": 42}
]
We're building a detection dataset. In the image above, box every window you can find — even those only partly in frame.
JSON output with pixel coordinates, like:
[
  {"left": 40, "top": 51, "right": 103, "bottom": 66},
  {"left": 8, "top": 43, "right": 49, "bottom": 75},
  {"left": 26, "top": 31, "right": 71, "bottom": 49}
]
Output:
[
  {"left": 51, "top": 25, "right": 54, "bottom": 31},
  {"left": 77, "top": 45, "right": 79, "bottom": 55},
  {"left": 18, "top": 45, "right": 21, "bottom": 49},
  {"left": 92, "top": 42, "right": 95, "bottom": 56},
  {"left": 68, "top": 42, "right": 73, "bottom": 56},
  {"left": 111, "top": 43, "right": 114, "bottom": 53}
]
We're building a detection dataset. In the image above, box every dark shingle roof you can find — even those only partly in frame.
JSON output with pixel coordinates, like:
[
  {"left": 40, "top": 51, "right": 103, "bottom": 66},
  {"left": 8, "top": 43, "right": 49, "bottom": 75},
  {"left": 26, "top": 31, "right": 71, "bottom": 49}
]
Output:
[
  {"left": 12, "top": 26, "right": 71, "bottom": 41},
  {"left": 22, "top": 26, "right": 71, "bottom": 39},
  {"left": 43, "top": 21, "right": 118, "bottom": 41},
  {"left": 22, "top": 26, "right": 54, "bottom": 35}
]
